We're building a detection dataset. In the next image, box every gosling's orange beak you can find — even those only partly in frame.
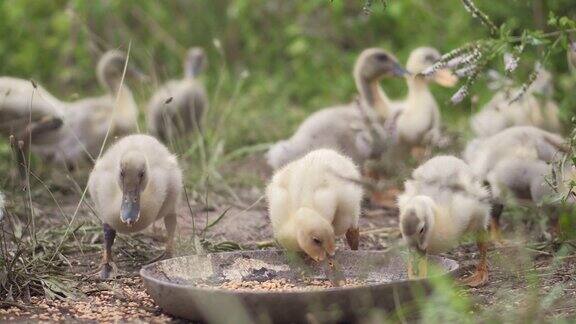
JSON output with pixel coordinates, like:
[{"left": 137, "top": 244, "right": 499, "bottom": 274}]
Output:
[
  {"left": 433, "top": 68, "right": 458, "bottom": 87},
  {"left": 325, "top": 242, "right": 336, "bottom": 257}
]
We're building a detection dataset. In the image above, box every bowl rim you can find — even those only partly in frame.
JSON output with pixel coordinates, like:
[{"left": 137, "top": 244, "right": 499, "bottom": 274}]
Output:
[{"left": 140, "top": 249, "right": 460, "bottom": 296}]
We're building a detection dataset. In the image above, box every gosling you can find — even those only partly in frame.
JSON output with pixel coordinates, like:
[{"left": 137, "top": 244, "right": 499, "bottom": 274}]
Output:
[
  {"left": 88, "top": 134, "right": 182, "bottom": 279},
  {"left": 398, "top": 155, "right": 491, "bottom": 287},
  {"left": 148, "top": 47, "right": 208, "bottom": 142},
  {"left": 266, "top": 149, "right": 363, "bottom": 262}
]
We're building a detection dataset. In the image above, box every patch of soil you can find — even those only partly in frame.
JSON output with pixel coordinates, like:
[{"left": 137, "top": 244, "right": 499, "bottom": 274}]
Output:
[
  {"left": 1, "top": 276, "right": 170, "bottom": 323},
  {"left": 3, "top": 154, "right": 576, "bottom": 322}
]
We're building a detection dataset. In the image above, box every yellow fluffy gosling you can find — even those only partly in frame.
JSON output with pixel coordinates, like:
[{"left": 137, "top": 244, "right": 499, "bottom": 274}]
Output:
[
  {"left": 266, "top": 149, "right": 363, "bottom": 262},
  {"left": 398, "top": 155, "right": 491, "bottom": 287}
]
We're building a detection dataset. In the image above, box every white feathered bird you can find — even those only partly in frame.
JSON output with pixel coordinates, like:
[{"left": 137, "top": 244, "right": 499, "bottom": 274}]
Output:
[
  {"left": 398, "top": 155, "right": 491, "bottom": 287},
  {"left": 266, "top": 48, "right": 408, "bottom": 170},
  {"left": 266, "top": 149, "right": 364, "bottom": 262}
]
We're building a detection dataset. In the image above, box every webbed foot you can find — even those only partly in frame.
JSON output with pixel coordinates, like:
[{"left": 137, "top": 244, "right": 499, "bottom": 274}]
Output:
[{"left": 99, "top": 262, "right": 116, "bottom": 280}]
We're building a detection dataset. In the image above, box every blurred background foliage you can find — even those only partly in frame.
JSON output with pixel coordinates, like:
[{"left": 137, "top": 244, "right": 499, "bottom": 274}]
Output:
[{"left": 0, "top": 0, "right": 574, "bottom": 152}]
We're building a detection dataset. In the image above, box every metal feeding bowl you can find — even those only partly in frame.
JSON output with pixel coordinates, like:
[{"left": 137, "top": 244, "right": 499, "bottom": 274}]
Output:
[{"left": 141, "top": 249, "right": 459, "bottom": 323}]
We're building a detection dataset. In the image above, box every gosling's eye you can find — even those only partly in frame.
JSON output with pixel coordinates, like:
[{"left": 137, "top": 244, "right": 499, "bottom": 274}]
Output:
[
  {"left": 312, "top": 238, "right": 322, "bottom": 245},
  {"left": 138, "top": 171, "right": 145, "bottom": 178},
  {"left": 375, "top": 54, "right": 389, "bottom": 62},
  {"left": 120, "top": 170, "right": 125, "bottom": 178},
  {"left": 424, "top": 54, "right": 437, "bottom": 63},
  {"left": 419, "top": 227, "right": 425, "bottom": 235}
]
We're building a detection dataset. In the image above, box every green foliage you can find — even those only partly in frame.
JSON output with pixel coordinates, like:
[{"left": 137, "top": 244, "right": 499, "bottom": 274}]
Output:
[{"left": 0, "top": 1, "right": 574, "bottom": 155}]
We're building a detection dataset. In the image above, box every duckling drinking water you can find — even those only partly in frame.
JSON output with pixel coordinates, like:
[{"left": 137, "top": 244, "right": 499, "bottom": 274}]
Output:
[
  {"left": 88, "top": 134, "right": 182, "bottom": 279},
  {"left": 148, "top": 47, "right": 208, "bottom": 142},
  {"left": 266, "top": 149, "right": 363, "bottom": 281},
  {"left": 398, "top": 155, "right": 491, "bottom": 287}
]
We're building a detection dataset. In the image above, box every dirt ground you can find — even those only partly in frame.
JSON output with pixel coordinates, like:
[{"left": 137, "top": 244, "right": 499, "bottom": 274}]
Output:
[{"left": 1, "top": 155, "right": 576, "bottom": 323}]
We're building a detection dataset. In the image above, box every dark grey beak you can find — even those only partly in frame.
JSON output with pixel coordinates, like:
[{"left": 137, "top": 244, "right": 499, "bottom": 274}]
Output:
[
  {"left": 392, "top": 63, "right": 410, "bottom": 77},
  {"left": 120, "top": 190, "right": 141, "bottom": 226}
]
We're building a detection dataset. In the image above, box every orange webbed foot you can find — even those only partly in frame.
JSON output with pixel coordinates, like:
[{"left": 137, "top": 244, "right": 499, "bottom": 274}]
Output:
[{"left": 460, "top": 266, "right": 489, "bottom": 287}]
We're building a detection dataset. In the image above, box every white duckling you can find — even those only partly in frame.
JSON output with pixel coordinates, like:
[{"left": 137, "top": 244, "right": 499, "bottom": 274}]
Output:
[
  {"left": 398, "top": 155, "right": 491, "bottom": 287},
  {"left": 464, "top": 126, "right": 569, "bottom": 238},
  {"left": 266, "top": 149, "right": 363, "bottom": 263},
  {"left": 471, "top": 66, "right": 561, "bottom": 137},
  {"left": 0, "top": 78, "right": 66, "bottom": 179},
  {"left": 388, "top": 47, "right": 458, "bottom": 151},
  {"left": 88, "top": 134, "right": 182, "bottom": 279},
  {"left": 147, "top": 47, "right": 208, "bottom": 142},
  {"left": 267, "top": 48, "right": 408, "bottom": 170},
  {"left": 41, "top": 50, "right": 143, "bottom": 168},
  {"left": 464, "top": 126, "right": 566, "bottom": 183},
  {"left": 1, "top": 51, "right": 143, "bottom": 170},
  {"left": 0, "top": 77, "right": 64, "bottom": 136}
]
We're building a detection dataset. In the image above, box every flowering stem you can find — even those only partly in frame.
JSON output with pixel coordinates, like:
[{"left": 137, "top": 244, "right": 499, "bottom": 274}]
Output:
[{"left": 461, "top": 0, "right": 499, "bottom": 36}]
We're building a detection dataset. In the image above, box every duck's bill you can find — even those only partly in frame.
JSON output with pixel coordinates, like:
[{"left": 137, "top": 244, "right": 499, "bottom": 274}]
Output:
[
  {"left": 120, "top": 191, "right": 141, "bottom": 226},
  {"left": 29, "top": 116, "right": 64, "bottom": 136},
  {"left": 323, "top": 254, "right": 345, "bottom": 287},
  {"left": 433, "top": 69, "right": 458, "bottom": 87},
  {"left": 393, "top": 63, "right": 410, "bottom": 77}
]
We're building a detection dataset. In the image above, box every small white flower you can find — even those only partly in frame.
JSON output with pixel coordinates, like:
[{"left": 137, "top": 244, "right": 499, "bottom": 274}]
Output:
[
  {"left": 446, "top": 56, "right": 464, "bottom": 68},
  {"left": 503, "top": 53, "right": 519, "bottom": 73},
  {"left": 451, "top": 85, "right": 469, "bottom": 104},
  {"left": 421, "top": 64, "right": 442, "bottom": 76},
  {"left": 455, "top": 65, "right": 476, "bottom": 77},
  {"left": 447, "top": 52, "right": 480, "bottom": 69}
]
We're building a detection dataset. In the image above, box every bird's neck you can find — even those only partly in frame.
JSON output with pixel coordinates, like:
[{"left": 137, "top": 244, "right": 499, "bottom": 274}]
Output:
[
  {"left": 276, "top": 215, "right": 303, "bottom": 251},
  {"left": 405, "top": 77, "right": 433, "bottom": 108},
  {"left": 357, "top": 76, "right": 391, "bottom": 119},
  {"left": 184, "top": 59, "right": 202, "bottom": 79},
  {"left": 109, "top": 84, "right": 138, "bottom": 131}
]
